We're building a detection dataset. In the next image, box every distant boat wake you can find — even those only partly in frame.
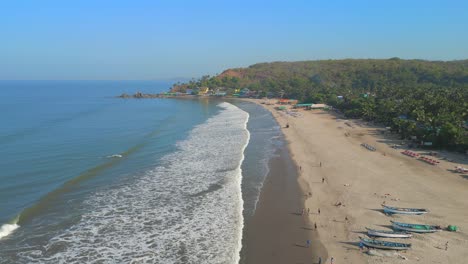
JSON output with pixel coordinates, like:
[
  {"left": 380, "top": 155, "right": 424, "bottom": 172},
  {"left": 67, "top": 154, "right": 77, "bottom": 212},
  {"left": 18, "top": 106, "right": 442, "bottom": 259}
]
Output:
[{"left": 106, "top": 154, "right": 123, "bottom": 158}]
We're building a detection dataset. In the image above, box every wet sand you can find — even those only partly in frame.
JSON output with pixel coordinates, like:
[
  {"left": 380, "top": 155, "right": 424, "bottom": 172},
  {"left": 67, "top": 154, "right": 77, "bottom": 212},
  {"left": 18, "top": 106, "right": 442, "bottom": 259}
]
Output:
[{"left": 243, "top": 146, "right": 327, "bottom": 264}]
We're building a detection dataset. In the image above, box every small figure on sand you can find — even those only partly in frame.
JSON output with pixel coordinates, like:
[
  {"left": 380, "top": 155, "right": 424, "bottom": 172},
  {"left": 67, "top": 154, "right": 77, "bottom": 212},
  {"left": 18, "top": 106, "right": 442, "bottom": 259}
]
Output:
[
  {"left": 307, "top": 208, "right": 310, "bottom": 214},
  {"left": 306, "top": 239, "right": 311, "bottom": 248},
  {"left": 445, "top": 241, "right": 449, "bottom": 251},
  {"left": 299, "top": 166, "right": 302, "bottom": 171},
  {"left": 314, "top": 222, "right": 317, "bottom": 230},
  {"left": 320, "top": 162, "right": 322, "bottom": 167},
  {"left": 285, "top": 123, "right": 289, "bottom": 128},
  {"left": 318, "top": 208, "right": 321, "bottom": 215},
  {"left": 331, "top": 257, "right": 334, "bottom": 264},
  {"left": 322, "top": 177, "right": 325, "bottom": 183},
  {"left": 345, "top": 216, "right": 349, "bottom": 222},
  {"left": 318, "top": 256, "right": 322, "bottom": 264}
]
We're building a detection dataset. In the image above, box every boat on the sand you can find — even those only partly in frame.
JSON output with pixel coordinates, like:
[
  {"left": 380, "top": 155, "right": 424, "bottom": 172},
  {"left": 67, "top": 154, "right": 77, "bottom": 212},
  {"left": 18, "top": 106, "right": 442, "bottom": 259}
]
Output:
[
  {"left": 366, "top": 228, "right": 412, "bottom": 238},
  {"left": 382, "top": 204, "right": 428, "bottom": 215},
  {"left": 359, "top": 237, "right": 411, "bottom": 250},
  {"left": 391, "top": 221, "right": 441, "bottom": 233}
]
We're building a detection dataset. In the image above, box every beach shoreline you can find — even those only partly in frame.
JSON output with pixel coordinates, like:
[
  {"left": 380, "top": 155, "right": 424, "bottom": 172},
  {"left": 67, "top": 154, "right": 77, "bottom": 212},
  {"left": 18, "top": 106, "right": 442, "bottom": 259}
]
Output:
[
  {"left": 242, "top": 143, "right": 327, "bottom": 264},
  {"left": 240, "top": 99, "right": 328, "bottom": 264},
  {"left": 242, "top": 98, "right": 468, "bottom": 264}
]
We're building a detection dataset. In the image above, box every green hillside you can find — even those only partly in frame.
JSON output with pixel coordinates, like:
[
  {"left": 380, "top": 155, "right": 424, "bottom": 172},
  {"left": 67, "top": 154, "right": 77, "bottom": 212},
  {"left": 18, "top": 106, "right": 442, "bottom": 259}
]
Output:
[{"left": 174, "top": 59, "right": 468, "bottom": 150}]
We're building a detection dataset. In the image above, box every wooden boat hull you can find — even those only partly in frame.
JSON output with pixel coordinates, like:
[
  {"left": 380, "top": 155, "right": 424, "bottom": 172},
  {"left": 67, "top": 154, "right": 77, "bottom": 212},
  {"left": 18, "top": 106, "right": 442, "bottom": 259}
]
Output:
[
  {"left": 382, "top": 205, "right": 428, "bottom": 215},
  {"left": 391, "top": 221, "right": 441, "bottom": 233},
  {"left": 366, "top": 228, "right": 412, "bottom": 238},
  {"left": 360, "top": 237, "right": 411, "bottom": 250},
  {"left": 392, "top": 225, "right": 440, "bottom": 233}
]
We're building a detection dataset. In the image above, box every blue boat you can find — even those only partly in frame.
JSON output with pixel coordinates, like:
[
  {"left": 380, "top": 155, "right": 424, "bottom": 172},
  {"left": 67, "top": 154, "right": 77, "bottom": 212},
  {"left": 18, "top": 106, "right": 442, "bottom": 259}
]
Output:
[
  {"left": 360, "top": 237, "right": 411, "bottom": 250},
  {"left": 391, "top": 221, "right": 441, "bottom": 233},
  {"left": 366, "top": 228, "right": 412, "bottom": 238},
  {"left": 382, "top": 204, "right": 428, "bottom": 215}
]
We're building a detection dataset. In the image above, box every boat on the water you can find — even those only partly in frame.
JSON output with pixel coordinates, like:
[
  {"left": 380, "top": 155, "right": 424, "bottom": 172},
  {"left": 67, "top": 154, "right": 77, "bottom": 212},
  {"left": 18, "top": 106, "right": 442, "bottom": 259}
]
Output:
[
  {"left": 391, "top": 221, "right": 441, "bottom": 233},
  {"left": 366, "top": 228, "right": 412, "bottom": 238},
  {"left": 359, "top": 237, "right": 411, "bottom": 250},
  {"left": 382, "top": 204, "right": 428, "bottom": 215}
]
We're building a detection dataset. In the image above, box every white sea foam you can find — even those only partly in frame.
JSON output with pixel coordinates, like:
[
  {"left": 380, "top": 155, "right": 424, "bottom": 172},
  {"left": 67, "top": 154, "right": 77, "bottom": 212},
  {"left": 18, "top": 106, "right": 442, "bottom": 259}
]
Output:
[
  {"left": 17, "top": 102, "right": 250, "bottom": 264},
  {"left": 235, "top": 108, "right": 250, "bottom": 264},
  {"left": 0, "top": 222, "right": 19, "bottom": 240},
  {"left": 106, "top": 154, "right": 123, "bottom": 158}
]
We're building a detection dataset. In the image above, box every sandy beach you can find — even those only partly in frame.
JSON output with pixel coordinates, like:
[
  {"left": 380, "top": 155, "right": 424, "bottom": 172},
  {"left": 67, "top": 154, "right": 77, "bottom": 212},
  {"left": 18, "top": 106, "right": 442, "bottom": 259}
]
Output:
[{"left": 245, "top": 98, "right": 468, "bottom": 264}]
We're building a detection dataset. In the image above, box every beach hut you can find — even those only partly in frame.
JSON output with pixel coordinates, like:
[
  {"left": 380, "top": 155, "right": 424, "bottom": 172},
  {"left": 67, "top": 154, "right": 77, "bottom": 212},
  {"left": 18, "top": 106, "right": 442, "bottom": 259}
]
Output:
[
  {"left": 278, "top": 99, "right": 298, "bottom": 105},
  {"left": 198, "top": 87, "right": 210, "bottom": 95},
  {"left": 310, "top": 104, "right": 330, "bottom": 110},
  {"left": 276, "top": 106, "right": 287, "bottom": 110},
  {"left": 214, "top": 91, "right": 227, "bottom": 96},
  {"left": 294, "top": 103, "right": 313, "bottom": 109}
]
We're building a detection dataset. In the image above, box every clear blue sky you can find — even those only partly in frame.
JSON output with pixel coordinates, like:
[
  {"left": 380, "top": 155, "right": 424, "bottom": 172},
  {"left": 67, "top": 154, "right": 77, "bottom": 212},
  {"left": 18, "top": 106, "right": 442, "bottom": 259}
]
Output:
[{"left": 1, "top": 0, "right": 467, "bottom": 80}]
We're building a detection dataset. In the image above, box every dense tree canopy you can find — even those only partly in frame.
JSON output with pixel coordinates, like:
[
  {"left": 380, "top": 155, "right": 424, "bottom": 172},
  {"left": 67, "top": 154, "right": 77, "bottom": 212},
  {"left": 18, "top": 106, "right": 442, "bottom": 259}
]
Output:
[{"left": 173, "top": 59, "right": 468, "bottom": 151}]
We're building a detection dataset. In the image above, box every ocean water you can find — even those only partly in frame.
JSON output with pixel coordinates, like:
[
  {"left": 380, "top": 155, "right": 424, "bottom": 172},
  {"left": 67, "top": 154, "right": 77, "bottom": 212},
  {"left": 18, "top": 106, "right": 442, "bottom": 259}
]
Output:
[{"left": 0, "top": 81, "right": 280, "bottom": 263}]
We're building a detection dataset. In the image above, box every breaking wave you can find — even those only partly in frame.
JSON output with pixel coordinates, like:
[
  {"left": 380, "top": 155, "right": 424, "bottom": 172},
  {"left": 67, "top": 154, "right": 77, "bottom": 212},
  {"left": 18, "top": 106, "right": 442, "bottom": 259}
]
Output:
[
  {"left": 0, "top": 217, "right": 19, "bottom": 240},
  {"left": 15, "top": 102, "right": 250, "bottom": 264}
]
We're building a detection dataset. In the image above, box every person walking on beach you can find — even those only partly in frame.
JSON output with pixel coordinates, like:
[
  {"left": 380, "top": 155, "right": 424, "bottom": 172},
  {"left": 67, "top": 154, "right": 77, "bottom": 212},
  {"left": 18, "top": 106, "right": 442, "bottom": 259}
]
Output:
[
  {"left": 445, "top": 241, "right": 449, "bottom": 251},
  {"left": 318, "top": 208, "right": 320, "bottom": 215},
  {"left": 322, "top": 177, "right": 325, "bottom": 183},
  {"left": 314, "top": 222, "right": 317, "bottom": 230},
  {"left": 306, "top": 239, "right": 311, "bottom": 248},
  {"left": 318, "top": 256, "right": 322, "bottom": 264},
  {"left": 331, "top": 257, "right": 334, "bottom": 264}
]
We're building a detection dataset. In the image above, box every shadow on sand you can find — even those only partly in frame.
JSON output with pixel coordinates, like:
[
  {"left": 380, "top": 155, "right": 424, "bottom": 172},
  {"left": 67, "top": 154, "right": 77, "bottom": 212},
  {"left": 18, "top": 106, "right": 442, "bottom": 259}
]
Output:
[
  {"left": 339, "top": 241, "right": 361, "bottom": 250},
  {"left": 376, "top": 224, "right": 394, "bottom": 229},
  {"left": 294, "top": 243, "right": 308, "bottom": 248},
  {"left": 368, "top": 208, "right": 387, "bottom": 215},
  {"left": 351, "top": 230, "right": 368, "bottom": 235}
]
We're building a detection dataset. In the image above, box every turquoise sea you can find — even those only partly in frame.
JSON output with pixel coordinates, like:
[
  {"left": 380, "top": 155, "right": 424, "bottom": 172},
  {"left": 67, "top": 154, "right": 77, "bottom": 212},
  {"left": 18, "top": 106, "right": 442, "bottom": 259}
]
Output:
[{"left": 0, "top": 81, "right": 281, "bottom": 263}]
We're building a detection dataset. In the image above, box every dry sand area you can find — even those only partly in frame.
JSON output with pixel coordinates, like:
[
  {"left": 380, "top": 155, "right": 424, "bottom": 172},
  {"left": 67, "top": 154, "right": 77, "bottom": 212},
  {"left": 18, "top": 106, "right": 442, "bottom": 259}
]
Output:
[{"left": 253, "top": 99, "right": 468, "bottom": 264}]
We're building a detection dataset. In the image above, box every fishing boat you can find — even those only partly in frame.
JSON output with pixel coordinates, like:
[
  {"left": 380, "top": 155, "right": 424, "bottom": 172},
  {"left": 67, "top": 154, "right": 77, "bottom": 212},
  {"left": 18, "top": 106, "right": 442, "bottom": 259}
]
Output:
[
  {"left": 391, "top": 221, "right": 441, "bottom": 233},
  {"left": 382, "top": 204, "right": 428, "bottom": 215},
  {"left": 366, "top": 228, "right": 412, "bottom": 238},
  {"left": 359, "top": 237, "right": 411, "bottom": 250}
]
